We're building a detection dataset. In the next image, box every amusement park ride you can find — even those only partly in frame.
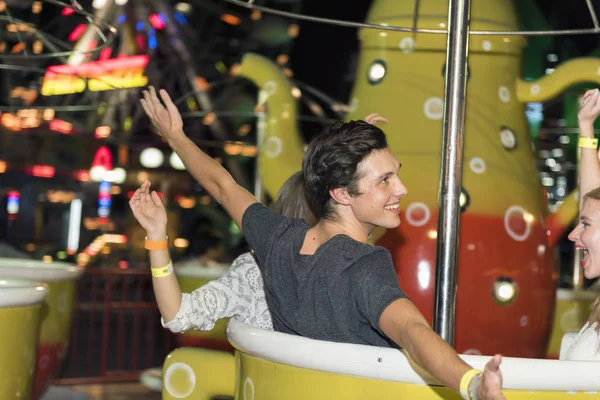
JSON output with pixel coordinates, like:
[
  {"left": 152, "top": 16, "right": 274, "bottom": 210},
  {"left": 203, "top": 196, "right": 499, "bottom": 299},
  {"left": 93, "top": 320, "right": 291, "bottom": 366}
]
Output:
[{"left": 2, "top": 0, "right": 600, "bottom": 399}]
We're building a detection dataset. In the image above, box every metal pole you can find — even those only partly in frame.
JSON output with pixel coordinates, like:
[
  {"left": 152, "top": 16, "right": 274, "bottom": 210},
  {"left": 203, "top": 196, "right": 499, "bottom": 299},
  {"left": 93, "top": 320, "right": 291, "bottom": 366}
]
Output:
[{"left": 433, "top": 0, "right": 471, "bottom": 345}]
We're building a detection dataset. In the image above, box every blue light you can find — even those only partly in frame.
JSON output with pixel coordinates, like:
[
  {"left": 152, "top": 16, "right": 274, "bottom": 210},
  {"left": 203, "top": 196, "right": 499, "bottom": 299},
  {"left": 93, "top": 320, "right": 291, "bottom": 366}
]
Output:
[
  {"left": 117, "top": 14, "right": 126, "bottom": 24},
  {"left": 174, "top": 12, "right": 187, "bottom": 24},
  {"left": 99, "top": 180, "right": 111, "bottom": 193},
  {"left": 136, "top": 21, "right": 145, "bottom": 31},
  {"left": 148, "top": 36, "right": 157, "bottom": 49}
]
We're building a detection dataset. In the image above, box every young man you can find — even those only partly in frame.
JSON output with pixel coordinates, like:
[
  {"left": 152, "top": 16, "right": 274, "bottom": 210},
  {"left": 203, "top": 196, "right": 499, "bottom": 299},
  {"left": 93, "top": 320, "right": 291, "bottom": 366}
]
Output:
[{"left": 140, "top": 86, "right": 505, "bottom": 400}]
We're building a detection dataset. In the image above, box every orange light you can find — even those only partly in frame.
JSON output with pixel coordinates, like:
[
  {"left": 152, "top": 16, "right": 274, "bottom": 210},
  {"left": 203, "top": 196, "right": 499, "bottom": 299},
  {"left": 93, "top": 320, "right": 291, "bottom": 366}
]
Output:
[
  {"left": 195, "top": 76, "right": 210, "bottom": 91},
  {"left": 0, "top": 161, "right": 6, "bottom": 173},
  {"left": 31, "top": 165, "right": 55, "bottom": 178},
  {"left": 220, "top": 13, "right": 241, "bottom": 25},
  {"left": 75, "top": 170, "right": 90, "bottom": 182},
  {"left": 103, "top": 234, "right": 128, "bottom": 244},
  {"left": 95, "top": 126, "right": 111, "bottom": 138},
  {"left": 11, "top": 42, "right": 26, "bottom": 54}
]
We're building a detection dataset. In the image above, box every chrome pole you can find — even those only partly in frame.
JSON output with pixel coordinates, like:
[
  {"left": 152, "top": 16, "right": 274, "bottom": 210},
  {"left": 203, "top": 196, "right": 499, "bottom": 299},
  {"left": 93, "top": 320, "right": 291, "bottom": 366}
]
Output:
[{"left": 433, "top": 0, "right": 471, "bottom": 345}]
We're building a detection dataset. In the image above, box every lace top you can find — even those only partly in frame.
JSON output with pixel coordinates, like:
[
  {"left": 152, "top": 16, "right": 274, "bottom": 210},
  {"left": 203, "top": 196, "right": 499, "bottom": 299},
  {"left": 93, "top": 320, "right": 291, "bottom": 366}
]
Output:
[
  {"left": 162, "top": 252, "right": 273, "bottom": 332},
  {"left": 563, "top": 321, "right": 600, "bottom": 361}
]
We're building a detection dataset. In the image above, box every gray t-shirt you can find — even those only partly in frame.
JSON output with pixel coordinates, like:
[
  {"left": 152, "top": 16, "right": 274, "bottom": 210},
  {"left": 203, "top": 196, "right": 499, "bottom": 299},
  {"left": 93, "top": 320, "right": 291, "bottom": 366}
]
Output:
[{"left": 242, "top": 203, "right": 408, "bottom": 348}]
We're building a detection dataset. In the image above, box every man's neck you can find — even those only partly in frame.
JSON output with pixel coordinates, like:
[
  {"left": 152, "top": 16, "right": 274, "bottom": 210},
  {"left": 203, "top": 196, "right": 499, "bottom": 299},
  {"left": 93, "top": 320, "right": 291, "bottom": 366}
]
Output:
[{"left": 315, "top": 218, "right": 371, "bottom": 244}]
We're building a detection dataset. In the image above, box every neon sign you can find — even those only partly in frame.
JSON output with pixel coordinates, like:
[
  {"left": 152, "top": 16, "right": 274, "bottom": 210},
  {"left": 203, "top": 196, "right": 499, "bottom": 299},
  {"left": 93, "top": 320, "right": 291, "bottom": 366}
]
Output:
[{"left": 41, "top": 55, "right": 149, "bottom": 96}]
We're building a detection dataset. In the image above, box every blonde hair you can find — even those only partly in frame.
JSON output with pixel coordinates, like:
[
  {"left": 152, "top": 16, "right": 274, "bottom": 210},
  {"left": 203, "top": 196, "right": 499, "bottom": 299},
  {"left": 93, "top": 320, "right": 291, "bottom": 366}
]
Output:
[{"left": 582, "top": 188, "right": 600, "bottom": 331}]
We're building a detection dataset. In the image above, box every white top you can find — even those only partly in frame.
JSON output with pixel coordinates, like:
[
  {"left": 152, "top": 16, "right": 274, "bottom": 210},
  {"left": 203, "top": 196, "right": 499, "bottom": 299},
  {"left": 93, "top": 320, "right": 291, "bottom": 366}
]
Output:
[
  {"left": 562, "top": 321, "right": 600, "bottom": 361},
  {"left": 162, "top": 252, "right": 273, "bottom": 332}
]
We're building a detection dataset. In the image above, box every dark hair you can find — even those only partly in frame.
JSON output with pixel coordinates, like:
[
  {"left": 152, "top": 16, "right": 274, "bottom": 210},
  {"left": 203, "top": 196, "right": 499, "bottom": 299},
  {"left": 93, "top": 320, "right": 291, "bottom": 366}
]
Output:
[
  {"left": 272, "top": 171, "right": 319, "bottom": 225},
  {"left": 302, "top": 120, "right": 388, "bottom": 219}
]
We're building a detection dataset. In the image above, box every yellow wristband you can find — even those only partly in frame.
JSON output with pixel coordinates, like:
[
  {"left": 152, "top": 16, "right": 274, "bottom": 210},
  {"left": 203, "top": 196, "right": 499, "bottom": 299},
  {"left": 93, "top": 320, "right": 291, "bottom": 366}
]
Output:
[
  {"left": 579, "top": 137, "right": 598, "bottom": 149},
  {"left": 145, "top": 235, "right": 168, "bottom": 250},
  {"left": 459, "top": 369, "right": 481, "bottom": 400},
  {"left": 151, "top": 261, "right": 173, "bottom": 278}
]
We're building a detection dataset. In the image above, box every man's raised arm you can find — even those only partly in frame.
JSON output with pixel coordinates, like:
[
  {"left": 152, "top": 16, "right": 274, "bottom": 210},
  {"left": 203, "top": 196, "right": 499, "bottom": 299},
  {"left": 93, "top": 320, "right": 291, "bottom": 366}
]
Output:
[{"left": 140, "top": 86, "right": 257, "bottom": 229}]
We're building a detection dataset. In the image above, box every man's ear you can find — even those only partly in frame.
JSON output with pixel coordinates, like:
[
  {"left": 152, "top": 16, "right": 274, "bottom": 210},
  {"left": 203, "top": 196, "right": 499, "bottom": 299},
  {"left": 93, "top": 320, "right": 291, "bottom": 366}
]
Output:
[{"left": 330, "top": 187, "right": 351, "bottom": 206}]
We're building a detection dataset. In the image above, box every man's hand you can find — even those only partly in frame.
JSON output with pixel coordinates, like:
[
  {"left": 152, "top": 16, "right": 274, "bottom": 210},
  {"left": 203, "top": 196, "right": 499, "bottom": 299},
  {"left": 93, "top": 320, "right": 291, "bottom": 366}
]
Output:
[
  {"left": 364, "top": 113, "right": 389, "bottom": 126},
  {"left": 140, "top": 86, "right": 184, "bottom": 142},
  {"left": 477, "top": 355, "right": 505, "bottom": 400},
  {"left": 129, "top": 181, "right": 168, "bottom": 240},
  {"left": 578, "top": 89, "right": 600, "bottom": 129}
]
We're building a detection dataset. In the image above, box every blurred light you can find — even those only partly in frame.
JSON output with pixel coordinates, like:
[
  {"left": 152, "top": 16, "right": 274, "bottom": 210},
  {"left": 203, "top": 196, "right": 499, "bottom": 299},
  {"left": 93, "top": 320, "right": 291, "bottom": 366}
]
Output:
[
  {"left": 26, "top": 243, "right": 36, "bottom": 252},
  {"left": 551, "top": 148, "right": 564, "bottom": 158},
  {"left": 118, "top": 260, "right": 129, "bottom": 269},
  {"left": 33, "top": 40, "right": 43, "bottom": 54},
  {"left": 175, "top": 3, "right": 192, "bottom": 14},
  {"left": 169, "top": 152, "right": 186, "bottom": 170},
  {"left": 148, "top": 35, "right": 157, "bottom": 49},
  {"left": 288, "top": 24, "right": 300, "bottom": 38},
  {"left": 0, "top": 161, "right": 5, "bottom": 173},
  {"left": 545, "top": 68, "right": 555, "bottom": 75},
  {"left": 203, "top": 112, "right": 216, "bottom": 126},
  {"left": 99, "top": 47, "right": 112, "bottom": 60},
  {"left": 92, "top": 0, "right": 107, "bottom": 9},
  {"left": 7, "top": 191, "right": 19, "bottom": 214},
  {"left": 492, "top": 277, "right": 517, "bottom": 306},
  {"left": 559, "top": 135, "right": 570, "bottom": 144},
  {"left": 117, "top": 14, "right": 126, "bottom": 24},
  {"left": 174, "top": 12, "right": 187, "bottom": 24},
  {"left": 149, "top": 14, "right": 165, "bottom": 30},
  {"left": 291, "top": 87, "right": 301, "bottom": 98},
  {"left": 417, "top": 260, "right": 431, "bottom": 290},
  {"left": 95, "top": 126, "right": 111, "bottom": 139},
  {"left": 69, "top": 24, "right": 87, "bottom": 41},
  {"left": 11, "top": 42, "right": 25, "bottom": 54},
  {"left": 76, "top": 170, "right": 90, "bottom": 182},
  {"left": 140, "top": 147, "right": 164, "bottom": 168},
  {"left": 541, "top": 177, "right": 554, "bottom": 187},
  {"left": 174, "top": 238, "right": 189, "bottom": 248},
  {"left": 67, "top": 199, "right": 82, "bottom": 252},
  {"left": 104, "top": 234, "right": 127, "bottom": 244},
  {"left": 547, "top": 53, "right": 559, "bottom": 62},
  {"left": 112, "top": 168, "right": 126, "bottom": 184},
  {"left": 427, "top": 230, "right": 437, "bottom": 239},
  {"left": 250, "top": 9, "right": 262, "bottom": 20},
  {"left": 62, "top": 7, "right": 75, "bottom": 16},
  {"left": 49, "top": 119, "right": 73, "bottom": 134},
  {"left": 137, "top": 171, "right": 149, "bottom": 185},
  {"left": 43, "top": 255, "right": 53, "bottom": 263},
  {"left": 545, "top": 158, "right": 556, "bottom": 168},
  {"left": 110, "top": 186, "right": 121, "bottom": 195},
  {"left": 32, "top": 2, "right": 42, "bottom": 13},
  {"left": 367, "top": 60, "right": 386, "bottom": 85},
  {"left": 57, "top": 251, "right": 67, "bottom": 260},
  {"left": 276, "top": 54, "right": 289, "bottom": 65},
  {"left": 31, "top": 165, "right": 55, "bottom": 178},
  {"left": 241, "top": 145, "right": 257, "bottom": 157},
  {"left": 178, "top": 196, "right": 196, "bottom": 209},
  {"left": 90, "top": 166, "right": 107, "bottom": 182},
  {"left": 136, "top": 21, "right": 145, "bottom": 31},
  {"left": 221, "top": 13, "right": 241, "bottom": 25},
  {"left": 115, "top": 0, "right": 128, "bottom": 5},
  {"left": 238, "top": 124, "right": 252, "bottom": 136}
]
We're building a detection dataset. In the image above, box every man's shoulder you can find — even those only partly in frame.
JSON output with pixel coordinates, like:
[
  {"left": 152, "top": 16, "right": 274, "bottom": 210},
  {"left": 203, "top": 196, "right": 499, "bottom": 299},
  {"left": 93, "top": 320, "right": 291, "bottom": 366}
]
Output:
[{"left": 332, "top": 237, "right": 391, "bottom": 265}]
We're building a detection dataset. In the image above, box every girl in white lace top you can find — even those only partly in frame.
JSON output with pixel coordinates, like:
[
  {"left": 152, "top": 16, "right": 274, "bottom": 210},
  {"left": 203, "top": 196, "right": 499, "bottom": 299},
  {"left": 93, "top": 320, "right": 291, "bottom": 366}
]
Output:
[
  {"left": 130, "top": 171, "right": 318, "bottom": 333},
  {"left": 564, "top": 89, "right": 600, "bottom": 361}
]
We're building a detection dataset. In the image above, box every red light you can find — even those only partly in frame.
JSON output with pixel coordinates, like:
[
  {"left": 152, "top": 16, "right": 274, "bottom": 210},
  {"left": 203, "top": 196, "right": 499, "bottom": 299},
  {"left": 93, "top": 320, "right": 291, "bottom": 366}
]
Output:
[
  {"left": 75, "top": 170, "right": 90, "bottom": 182},
  {"left": 149, "top": 14, "right": 165, "bottom": 30},
  {"left": 62, "top": 7, "right": 75, "bottom": 16},
  {"left": 31, "top": 165, "right": 55, "bottom": 178},
  {"left": 118, "top": 260, "right": 129, "bottom": 269},
  {"left": 135, "top": 34, "right": 146, "bottom": 51},
  {"left": 68, "top": 24, "right": 87, "bottom": 42},
  {"left": 127, "top": 191, "right": 135, "bottom": 199},
  {"left": 98, "top": 47, "right": 112, "bottom": 61},
  {"left": 8, "top": 190, "right": 19, "bottom": 199},
  {"left": 49, "top": 119, "right": 73, "bottom": 134}
]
